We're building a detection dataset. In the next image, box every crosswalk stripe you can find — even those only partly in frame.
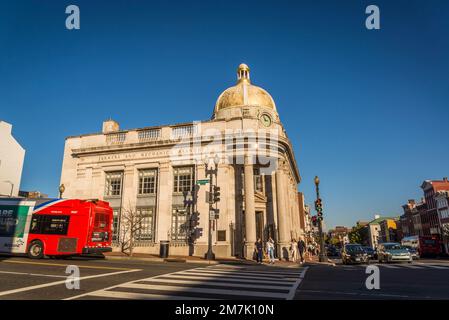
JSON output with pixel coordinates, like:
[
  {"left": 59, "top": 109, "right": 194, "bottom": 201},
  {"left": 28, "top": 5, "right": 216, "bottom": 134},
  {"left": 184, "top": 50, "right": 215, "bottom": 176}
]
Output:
[
  {"left": 121, "top": 282, "right": 288, "bottom": 299},
  {"left": 67, "top": 265, "right": 307, "bottom": 300},
  {"left": 178, "top": 271, "right": 294, "bottom": 282},
  {"left": 139, "top": 278, "right": 291, "bottom": 290},
  {"left": 196, "top": 267, "right": 304, "bottom": 276},
  {"left": 88, "top": 290, "right": 215, "bottom": 300},
  {"left": 155, "top": 274, "right": 296, "bottom": 285},
  {"left": 178, "top": 270, "right": 300, "bottom": 279}
]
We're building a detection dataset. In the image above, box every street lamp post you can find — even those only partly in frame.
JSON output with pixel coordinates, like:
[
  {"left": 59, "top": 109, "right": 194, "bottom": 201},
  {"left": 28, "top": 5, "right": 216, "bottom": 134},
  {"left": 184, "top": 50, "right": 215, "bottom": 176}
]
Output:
[
  {"left": 59, "top": 184, "right": 65, "bottom": 198},
  {"left": 314, "top": 176, "right": 327, "bottom": 263},
  {"left": 204, "top": 155, "right": 220, "bottom": 260}
]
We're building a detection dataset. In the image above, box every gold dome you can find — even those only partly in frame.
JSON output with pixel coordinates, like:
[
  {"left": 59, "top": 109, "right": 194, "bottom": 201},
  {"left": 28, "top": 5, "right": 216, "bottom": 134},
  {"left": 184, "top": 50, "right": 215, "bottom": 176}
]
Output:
[{"left": 214, "top": 64, "right": 277, "bottom": 113}]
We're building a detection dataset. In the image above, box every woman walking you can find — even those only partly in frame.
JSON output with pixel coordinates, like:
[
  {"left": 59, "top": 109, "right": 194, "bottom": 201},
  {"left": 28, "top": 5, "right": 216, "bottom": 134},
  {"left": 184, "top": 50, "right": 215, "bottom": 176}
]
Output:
[
  {"left": 290, "top": 239, "right": 298, "bottom": 262},
  {"left": 266, "top": 237, "right": 275, "bottom": 264}
]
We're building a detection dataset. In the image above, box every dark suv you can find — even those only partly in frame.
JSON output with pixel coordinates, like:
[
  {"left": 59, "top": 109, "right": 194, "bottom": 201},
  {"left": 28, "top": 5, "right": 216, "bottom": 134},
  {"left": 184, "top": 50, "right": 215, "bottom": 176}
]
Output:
[{"left": 341, "top": 244, "right": 369, "bottom": 265}]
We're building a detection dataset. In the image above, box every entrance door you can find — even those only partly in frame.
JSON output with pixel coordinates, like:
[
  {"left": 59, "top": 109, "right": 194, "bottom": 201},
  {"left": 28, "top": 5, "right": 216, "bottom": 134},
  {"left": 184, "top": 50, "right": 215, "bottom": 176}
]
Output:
[{"left": 255, "top": 211, "right": 264, "bottom": 241}]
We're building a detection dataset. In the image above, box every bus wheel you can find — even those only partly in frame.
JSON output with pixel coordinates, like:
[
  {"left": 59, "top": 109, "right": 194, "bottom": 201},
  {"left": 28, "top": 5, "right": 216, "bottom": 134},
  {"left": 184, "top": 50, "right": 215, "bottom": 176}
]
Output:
[{"left": 27, "top": 240, "right": 44, "bottom": 259}]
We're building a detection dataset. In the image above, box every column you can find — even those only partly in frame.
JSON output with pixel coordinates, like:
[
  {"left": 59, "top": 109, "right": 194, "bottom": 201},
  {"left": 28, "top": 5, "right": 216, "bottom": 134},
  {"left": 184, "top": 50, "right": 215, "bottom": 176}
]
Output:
[
  {"left": 156, "top": 163, "right": 172, "bottom": 242},
  {"left": 244, "top": 156, "right": 256, "bottom": 259},
  {"left": 276, "top": 168, "right": 290, "bottom": 260}
]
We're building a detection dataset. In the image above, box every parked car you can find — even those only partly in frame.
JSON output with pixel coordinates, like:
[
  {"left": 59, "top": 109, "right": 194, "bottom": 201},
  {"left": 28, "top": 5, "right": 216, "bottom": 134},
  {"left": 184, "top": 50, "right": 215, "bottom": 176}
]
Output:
[
  {"left": 327, "top": 245, "right": 339, "bottom": 257},
  {"left": 404, "top": 246, "right": 420, "bottom": 260},
  {"left": 341, "top": 244, "right": 369, "bottom": 265},
  {"left": 362, "top": 246, "right": 376, "bottom": 259},
  {"left": 377, "top": 243, "right": 412, "bottom": 263}
]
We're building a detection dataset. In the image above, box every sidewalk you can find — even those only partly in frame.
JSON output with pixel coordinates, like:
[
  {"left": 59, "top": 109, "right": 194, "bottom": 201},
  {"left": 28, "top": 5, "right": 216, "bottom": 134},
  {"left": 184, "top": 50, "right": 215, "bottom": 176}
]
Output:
[{"left": 104, "top": 252, "right": 304, "bottom": 267}]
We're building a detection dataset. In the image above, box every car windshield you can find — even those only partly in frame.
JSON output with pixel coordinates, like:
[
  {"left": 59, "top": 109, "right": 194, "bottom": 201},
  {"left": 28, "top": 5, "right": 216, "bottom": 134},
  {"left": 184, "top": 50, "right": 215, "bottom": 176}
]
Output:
[
  {"left": 346, "top": 245, "right": 364, "bottom": 253},
  {"left": 384, "top": 244, "right": 404, "bottom": 250},
  {"left": 363, "top": 247, "right": 373, "bottom": 252}
]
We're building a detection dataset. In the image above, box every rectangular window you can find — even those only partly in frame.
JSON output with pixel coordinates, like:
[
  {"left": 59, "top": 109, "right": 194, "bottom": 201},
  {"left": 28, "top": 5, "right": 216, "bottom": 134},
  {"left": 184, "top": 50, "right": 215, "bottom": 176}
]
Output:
[
  {"left": 112, "top": 209, "right": 120, "bottom": 241},
  {"left": 105, "top": 171, "right": 123, "bottom": 196},
  {"left": 173, "top": 167, "right": 194, "bottom": 193},
  {"left": 138, "top": 169, "right": 157, "bottom": 195},
  {"left": 29, "top": 215, "right": 70, "bottom": 235},
  {"left": 171, "top": 207, "right": 189, "bottom": 241},
  {"left": 171, "top": 125, "right": 197, "bottom": 138},
  {"left": 135, "top": 207, "right": 154, "bottom": 241},
  {"left": 254, "top": 168, "right": 263, "bottom": 193},
  {"left": 138, "top": 129, "right": 161, "bottom": 141}
]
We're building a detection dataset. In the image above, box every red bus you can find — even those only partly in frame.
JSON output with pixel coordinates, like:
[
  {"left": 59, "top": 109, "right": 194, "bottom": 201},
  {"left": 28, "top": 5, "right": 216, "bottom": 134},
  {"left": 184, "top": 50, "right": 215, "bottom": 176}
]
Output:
[
  {"left": 0, "top": 198, "right": 113, "bottom": 259},
  {"left": 401, "top": 235, "right": 442, "bottom": 257}
]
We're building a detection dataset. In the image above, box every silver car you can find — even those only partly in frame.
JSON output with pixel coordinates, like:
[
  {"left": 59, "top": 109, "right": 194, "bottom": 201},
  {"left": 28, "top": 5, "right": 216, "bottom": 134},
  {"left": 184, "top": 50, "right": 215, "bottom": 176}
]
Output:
[{"left": 377, "top": 243, "right": 412, "bottom": 263}]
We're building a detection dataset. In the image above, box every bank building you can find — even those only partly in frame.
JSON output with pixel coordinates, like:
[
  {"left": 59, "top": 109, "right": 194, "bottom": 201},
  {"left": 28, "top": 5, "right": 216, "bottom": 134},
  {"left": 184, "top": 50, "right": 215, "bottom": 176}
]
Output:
[{"left": 60, "top": 64, "right": 303, "bottom": 259}]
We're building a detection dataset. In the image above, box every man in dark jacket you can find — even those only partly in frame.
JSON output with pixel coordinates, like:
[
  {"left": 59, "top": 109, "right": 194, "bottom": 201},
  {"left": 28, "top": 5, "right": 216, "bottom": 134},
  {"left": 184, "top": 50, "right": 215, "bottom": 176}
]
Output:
[
  {"left": 298, "top": 238, "right": 306, "bottom": 264},
  {"left": 255, "top": 238, "right": 263, "bottom": 263}
]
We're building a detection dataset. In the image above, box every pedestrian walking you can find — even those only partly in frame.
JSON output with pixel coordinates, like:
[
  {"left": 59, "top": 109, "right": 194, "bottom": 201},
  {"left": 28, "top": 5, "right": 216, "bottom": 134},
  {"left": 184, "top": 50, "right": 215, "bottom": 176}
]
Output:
[
  {"left": 298, "top": 237, "right": 306, "bottom": 264},
  {"left": 290, "top": 239, "right": 298, "bottom": 262},
  {"left": 266, "top": 237, "right": 275, "bottom": 264},
  {"left": 255, "top": 238, "right": 263, "bottom": 263}
]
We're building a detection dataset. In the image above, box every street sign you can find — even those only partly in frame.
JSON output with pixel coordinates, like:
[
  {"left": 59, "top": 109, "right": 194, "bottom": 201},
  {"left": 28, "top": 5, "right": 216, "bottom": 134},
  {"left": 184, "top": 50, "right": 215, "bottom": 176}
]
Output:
[
  {"left": 196, "top": 179, "right": 209, "bottom": 185},
  {"left": 209, "top": 211, "right": 215, "bottom": 220}
]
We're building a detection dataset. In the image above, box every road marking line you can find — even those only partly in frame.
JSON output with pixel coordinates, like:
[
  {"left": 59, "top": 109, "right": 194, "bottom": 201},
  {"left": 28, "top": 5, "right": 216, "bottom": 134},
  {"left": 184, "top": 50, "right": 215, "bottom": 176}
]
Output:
[
  {"left": 0, "top": 270, "right": 66, "bottom": 278},
  {"left": 177, "top": 270, "right": 296, "bottom": 281},
  {"left": 0, "top": 269, "right": 141, "bottom": 297},
  {"left": 178, "top": 270, "right": 299, "bottom": 280},
  {"left": 195, "top": 267, "right": 304, "bottom": 276},
  {"left": 121, "top": 282, "right": 288, "bottom": 298},
  {"left": 87, "top": 290, "right": 215, "bottom": 300},
  {"left": 2, "top": 260, "right": 135, "bottom": 271},
  {"left": 65, "top": 265, "right": 203, "bottom": 300},
  {"left": 286, "top": 266, "right": 308, "bottom": 300},
  {"left": 139, "top": 278, "right": 291, "bottom": 290},
  {"left": 157, "top": 274, "right": 295, "bottom": 285}
]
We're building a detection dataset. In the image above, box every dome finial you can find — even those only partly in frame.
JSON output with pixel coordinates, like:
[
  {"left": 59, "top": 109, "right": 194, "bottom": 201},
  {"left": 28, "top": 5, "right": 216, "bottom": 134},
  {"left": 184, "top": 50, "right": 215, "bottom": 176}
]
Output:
[{"left": 237, "top": 63, "right": 250, "bottom": 83}]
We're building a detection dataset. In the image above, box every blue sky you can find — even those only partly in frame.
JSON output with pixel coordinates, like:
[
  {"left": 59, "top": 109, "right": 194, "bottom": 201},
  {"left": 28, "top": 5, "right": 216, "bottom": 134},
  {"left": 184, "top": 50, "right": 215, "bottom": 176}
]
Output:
[{"left": 1, "top": 0, "right": 448, "bottom": 229}]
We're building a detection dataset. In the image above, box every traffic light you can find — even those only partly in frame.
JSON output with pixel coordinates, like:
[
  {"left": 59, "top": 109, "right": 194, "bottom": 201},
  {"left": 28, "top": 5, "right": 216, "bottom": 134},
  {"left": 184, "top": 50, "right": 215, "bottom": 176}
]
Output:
[
  {"left": 214, "top": 208, "right": 220, "bottom": 219},
  {"left": 315, "top": 198, "right": 323, "bottom": 213},
  {"left": 193, "top": 228, "right": 203, "bottom": 238},
  {"left": 213, "top": 185, "right": 221, "bottom": 203},
  {"left": 311, "top": 215, "right": 318, "bottom": 227},
  {"left": 190, "top": 212, "right": 200, "bottom": 228}
]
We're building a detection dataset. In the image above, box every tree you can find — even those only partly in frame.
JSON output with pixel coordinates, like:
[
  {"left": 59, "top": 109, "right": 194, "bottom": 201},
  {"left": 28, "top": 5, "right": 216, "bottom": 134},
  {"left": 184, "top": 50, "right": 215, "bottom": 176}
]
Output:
[
  {"left": 348, "top": 225, "right": 369, "bottom": 245},
  {"left": 348, "top": 226, "right": 363, "bottom": 244},
  {"left": 117, "top": 202, "right": 147, "bottom": 257}
]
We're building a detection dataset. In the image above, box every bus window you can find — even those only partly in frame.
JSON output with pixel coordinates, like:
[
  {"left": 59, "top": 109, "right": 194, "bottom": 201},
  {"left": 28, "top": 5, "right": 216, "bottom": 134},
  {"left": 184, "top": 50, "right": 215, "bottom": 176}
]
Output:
[
  {"left": 30, "top": 215, "right": 70, "bottom": 235},
  {"left": 94, "top": 213, "right": 109, "bottom": 230}
]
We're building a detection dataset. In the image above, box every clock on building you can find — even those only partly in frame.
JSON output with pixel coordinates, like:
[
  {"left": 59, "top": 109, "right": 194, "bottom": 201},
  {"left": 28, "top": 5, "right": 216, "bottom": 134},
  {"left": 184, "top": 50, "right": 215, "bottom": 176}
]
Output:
[{"left": 260, "top": 113, "right": 272, "bottom": 127}]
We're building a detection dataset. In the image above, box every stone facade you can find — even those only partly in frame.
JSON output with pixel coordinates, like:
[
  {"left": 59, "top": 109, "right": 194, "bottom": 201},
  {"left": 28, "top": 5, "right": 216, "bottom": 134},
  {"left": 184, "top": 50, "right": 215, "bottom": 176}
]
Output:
[
  {"left": 0, "top": 121, "right": 25, "bottom": 197},
  {"left": 60, "top": 64, "right": 302, "bottom": 258}
]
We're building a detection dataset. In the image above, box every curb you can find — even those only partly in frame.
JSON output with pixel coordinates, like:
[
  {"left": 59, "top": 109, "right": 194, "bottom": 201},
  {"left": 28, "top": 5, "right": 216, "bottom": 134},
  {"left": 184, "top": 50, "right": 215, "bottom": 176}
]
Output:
[{"left": 104, "top": 255, "right": 220, "bottom": 265}]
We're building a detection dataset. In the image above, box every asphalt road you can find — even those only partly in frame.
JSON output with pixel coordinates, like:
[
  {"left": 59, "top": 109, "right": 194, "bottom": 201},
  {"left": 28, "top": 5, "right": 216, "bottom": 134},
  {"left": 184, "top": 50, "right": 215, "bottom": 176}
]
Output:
[
  {"left": 0, "top": 255, "right": 306, "bottom": 300},
  {"left": 295, "top": 258, "right": 449, "bottom": 300},
  {"left": 1, "top": 255, "right": 448, "bottom": 300}
]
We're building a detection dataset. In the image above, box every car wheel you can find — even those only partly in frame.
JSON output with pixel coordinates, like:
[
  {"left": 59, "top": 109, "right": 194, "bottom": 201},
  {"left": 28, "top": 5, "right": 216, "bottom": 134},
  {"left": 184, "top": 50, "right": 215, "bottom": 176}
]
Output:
[{"left": 27, "top": 240, "right": 44, "bottom": 259}]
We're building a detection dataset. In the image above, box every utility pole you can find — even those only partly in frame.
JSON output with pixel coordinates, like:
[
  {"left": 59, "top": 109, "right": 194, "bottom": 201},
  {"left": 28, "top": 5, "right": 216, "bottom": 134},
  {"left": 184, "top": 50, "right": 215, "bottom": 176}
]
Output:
[
  {"left": 204, "top": 155, "right": 220, "bottom": 260},
  {"left": 314, "top": 176, "right": 327, "bottom": 263}
]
